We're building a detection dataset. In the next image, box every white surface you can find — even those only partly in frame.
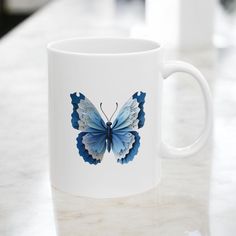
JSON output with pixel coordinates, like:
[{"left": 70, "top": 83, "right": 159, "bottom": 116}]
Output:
[
  {"left": 178, "top": 0, "right": 215, "bottom": 49},
  {"left": 0, "top": 0, "right": 236, "bottom": 235},
  {"left": 145, "top": 0, "right": 215, "bottom": 50}
]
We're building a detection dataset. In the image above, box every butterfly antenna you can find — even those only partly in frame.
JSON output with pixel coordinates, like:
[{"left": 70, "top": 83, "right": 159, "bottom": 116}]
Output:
[
  {"left": 109, "top": 102, "right": 118, "bottom": 121},
  {"left": 100, "top": 103, "right": 109, "bottom": 121}
]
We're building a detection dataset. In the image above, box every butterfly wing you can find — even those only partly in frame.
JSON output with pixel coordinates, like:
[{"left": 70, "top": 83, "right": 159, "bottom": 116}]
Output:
[
  {"left": 111, "top": 91, "right": 146, "bottom": 164},
  {"left": 70, "top": 92, "right": 107, "bottom": 164},
  {"left": 76, "top": 132, "right": 107, "bottom": 165},
  {"left": 112, "top": 131, "right": 140, "bottom": 164},
  {"left": 70, "top": 92, "right": 106, "bottom": 132}
]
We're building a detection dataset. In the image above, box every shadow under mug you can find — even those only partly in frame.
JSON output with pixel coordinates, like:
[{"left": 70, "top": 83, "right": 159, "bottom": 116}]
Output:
[{"left": 47, "top": 37, "right": 212, "bottom": 198}]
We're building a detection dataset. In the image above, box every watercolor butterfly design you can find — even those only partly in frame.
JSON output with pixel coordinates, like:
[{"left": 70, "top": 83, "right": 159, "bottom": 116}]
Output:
[{"left": 70, "top": 91, "right": 146, "bottom": 165}]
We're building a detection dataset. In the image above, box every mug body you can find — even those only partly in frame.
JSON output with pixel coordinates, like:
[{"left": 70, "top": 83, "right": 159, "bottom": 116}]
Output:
[{"left": 48, "top": 38, "right": 163, "bottom": 198}]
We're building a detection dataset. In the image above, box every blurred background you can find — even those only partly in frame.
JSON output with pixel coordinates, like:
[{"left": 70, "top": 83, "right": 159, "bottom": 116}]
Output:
[
  {"left": 0, "top": 0, "right": 50, "bottom": 37},
  {"left": 0, "top": 0, "right": 236, "bottom": 48}
]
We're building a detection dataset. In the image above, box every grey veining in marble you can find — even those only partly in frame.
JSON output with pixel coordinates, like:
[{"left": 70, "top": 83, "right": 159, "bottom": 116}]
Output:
[{"left": 0, "top": 0, "right": 236, "bottom": 235}]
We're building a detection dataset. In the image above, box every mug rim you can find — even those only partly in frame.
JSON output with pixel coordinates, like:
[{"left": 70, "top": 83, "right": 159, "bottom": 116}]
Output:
[{"left": 47, "top": 37, "right": 162, "bottom": 56}]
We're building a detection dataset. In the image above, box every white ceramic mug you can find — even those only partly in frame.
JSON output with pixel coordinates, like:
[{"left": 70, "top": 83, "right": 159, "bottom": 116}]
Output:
[{"left": 48, "top": 38, "right": 212, "bottom": 198}]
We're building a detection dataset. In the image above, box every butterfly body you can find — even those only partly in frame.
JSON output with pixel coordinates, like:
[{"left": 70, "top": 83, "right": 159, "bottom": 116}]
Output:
[
  {"left": 70, "top": 91, "right": 146, "bottom": 165},
  {"left": 106, "top": 121, "right": 112, "bottom": 152}
]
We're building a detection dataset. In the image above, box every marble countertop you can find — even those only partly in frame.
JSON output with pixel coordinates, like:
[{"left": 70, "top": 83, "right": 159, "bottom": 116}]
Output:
[{"left": 0, "top": 0, "right": 236, "bottom": 235}]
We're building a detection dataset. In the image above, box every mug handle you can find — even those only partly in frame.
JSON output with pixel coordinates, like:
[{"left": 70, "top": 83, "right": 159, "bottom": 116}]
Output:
[{"left": 161, "top": 61, "right": 213, "bottom": 158}]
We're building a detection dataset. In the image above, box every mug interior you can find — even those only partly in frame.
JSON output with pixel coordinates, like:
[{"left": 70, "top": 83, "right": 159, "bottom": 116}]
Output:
[{"left": 47, "top": 38, "right": 160, "bottom": 55}]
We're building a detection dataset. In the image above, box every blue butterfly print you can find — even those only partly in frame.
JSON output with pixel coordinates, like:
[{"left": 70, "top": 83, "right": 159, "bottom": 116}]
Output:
[{"left": 70, "top": 91, "right": 146, "bottom": 165}]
